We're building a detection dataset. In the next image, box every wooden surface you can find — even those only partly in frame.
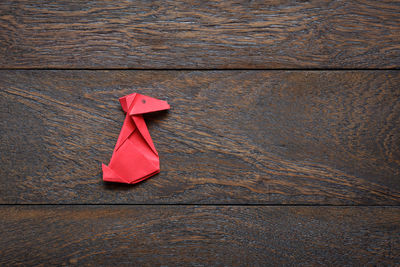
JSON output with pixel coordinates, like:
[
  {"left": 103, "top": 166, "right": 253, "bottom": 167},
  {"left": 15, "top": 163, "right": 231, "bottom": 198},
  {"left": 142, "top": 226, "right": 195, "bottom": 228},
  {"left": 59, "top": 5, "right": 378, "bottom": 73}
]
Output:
[
  {"left": 1, "top": 70, "right": 399, "bottom": 204},
  {"left": 1, "top": 0, "right": 400, "bottom": 69},
  {"left": 0, "top": 206, "right": 399, "bottom": 266},
  {"left": 1, "top": 0, "right": 400, "bottom": 265}
]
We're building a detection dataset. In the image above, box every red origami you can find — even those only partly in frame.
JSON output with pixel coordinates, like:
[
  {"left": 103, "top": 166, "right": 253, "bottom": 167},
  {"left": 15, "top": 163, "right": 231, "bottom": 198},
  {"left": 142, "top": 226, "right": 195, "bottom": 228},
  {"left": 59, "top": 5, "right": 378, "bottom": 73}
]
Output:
[{"left": 102, "top": 93, "right": 170, "bottom": 184}]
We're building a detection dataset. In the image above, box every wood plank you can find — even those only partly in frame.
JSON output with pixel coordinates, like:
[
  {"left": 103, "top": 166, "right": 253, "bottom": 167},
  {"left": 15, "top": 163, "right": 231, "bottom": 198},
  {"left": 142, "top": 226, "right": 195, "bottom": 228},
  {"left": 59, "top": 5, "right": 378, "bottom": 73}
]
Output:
[
  {"left": 1, "top": 70, "right": 399, "bottom": 204},
  {"left": 0, "top": 1, "right": 399, "bottom": 69},
  {"left": 0, "top": 206, "right": 399, "bottom": 265}
]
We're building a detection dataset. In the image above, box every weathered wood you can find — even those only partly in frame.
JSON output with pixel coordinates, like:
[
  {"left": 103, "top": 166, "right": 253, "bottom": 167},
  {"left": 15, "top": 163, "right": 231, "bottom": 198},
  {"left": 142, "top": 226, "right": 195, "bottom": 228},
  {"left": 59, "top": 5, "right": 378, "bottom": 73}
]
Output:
[
  {"left": 1, "top": 70, "right": 399, "bottom": 204},
  {"left": 0, "top": 1, "right": 399, "bottom": 69},
  {"left": 0, "top": 206, "right": 399, "bottom": 266}
]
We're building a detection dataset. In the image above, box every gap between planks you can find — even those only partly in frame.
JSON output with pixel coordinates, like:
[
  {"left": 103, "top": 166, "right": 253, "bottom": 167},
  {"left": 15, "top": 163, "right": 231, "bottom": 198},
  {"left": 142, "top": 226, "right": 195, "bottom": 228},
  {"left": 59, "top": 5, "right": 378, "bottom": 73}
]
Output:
[
  {"left": 0, "top": 68, "right": 399, "bottom": 71},
  {"left": 0, "top": 204, "right": 399, "bottom": 207}
]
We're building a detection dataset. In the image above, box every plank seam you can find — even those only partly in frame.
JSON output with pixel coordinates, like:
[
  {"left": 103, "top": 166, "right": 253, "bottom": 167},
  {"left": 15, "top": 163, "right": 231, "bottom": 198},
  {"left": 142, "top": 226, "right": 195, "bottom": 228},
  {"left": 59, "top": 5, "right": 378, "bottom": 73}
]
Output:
[
  {"left": 0, "top": 68, "right": 399, "bottom": 71},
  {"left": 0, "top": 204, "right": 399, "bottom": 207}
]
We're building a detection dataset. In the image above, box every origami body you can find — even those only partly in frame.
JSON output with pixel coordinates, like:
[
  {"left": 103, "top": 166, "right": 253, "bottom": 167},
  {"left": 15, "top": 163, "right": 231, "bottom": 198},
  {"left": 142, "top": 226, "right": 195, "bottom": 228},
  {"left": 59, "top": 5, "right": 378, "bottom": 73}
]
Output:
[{"left": 102, "top": 93, "right": 170, "bottom": 184}]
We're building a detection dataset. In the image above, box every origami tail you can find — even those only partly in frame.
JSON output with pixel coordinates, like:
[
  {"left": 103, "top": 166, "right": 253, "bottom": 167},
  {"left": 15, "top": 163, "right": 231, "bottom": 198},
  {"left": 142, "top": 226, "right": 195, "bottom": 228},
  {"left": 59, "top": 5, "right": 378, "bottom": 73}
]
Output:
[{"left": 102, "top": 163, "right": 128, "bottom": 183}]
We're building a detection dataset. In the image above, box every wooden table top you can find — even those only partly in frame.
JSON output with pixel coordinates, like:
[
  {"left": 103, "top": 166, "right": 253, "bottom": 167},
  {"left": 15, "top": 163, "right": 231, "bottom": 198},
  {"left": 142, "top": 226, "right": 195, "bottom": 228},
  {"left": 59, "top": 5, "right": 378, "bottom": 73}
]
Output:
[{"left": 1, "top": 1, "right": 399, "bottom": 265}]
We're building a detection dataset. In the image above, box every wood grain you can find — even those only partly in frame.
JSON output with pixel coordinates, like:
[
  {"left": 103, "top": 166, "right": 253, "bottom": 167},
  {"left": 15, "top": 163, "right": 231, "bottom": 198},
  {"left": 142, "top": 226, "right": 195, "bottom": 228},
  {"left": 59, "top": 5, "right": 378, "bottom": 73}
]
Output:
[
  {"left": 1, "top": 70, "right": 399, "bottom": 204},
  {"left": 0, "top": 206, "right": 399, "bottom": 266},
  {"left": 1, "top": 0, "right": 399, "bottom": 69}
]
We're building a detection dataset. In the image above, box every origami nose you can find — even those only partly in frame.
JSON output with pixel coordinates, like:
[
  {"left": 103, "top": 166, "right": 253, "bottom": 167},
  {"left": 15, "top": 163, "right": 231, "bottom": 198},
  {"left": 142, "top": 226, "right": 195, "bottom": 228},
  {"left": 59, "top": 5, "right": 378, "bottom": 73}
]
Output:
[{"left": 129, "top": 94, "right": 170, "bottom": 115}]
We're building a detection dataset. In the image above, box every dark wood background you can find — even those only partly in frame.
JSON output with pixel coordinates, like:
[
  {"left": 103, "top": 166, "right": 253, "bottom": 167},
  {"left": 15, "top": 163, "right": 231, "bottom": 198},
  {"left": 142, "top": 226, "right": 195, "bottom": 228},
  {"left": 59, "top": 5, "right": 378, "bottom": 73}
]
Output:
[{"left": 1, "top": 0, "right": 399, "bottom": 265}]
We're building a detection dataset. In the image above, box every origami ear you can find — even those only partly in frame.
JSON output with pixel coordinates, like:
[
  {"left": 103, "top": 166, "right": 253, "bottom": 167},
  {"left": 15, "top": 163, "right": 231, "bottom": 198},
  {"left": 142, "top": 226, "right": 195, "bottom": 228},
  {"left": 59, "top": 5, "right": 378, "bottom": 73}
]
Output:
[
  {"left": 129, "top": 94, "right": 170, "bottom": 115},
  {"left": 119, "top": 93, "right": 137, "bottom": 113}
]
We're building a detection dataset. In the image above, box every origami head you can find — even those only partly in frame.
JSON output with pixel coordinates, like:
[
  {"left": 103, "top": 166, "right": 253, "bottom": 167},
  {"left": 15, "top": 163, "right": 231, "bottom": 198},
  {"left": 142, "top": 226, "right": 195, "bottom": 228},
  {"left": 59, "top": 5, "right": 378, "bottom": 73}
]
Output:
[{"left": 119, "top": 93, "right": 170, "bottom": 115}]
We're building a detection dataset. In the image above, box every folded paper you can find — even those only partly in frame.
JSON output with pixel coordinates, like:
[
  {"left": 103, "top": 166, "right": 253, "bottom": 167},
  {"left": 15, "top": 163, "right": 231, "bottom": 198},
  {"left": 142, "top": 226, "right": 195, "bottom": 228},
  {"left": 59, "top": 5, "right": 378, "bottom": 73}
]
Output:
[{"left": 102, "top": 93, "right": 170, "bottom": 184}]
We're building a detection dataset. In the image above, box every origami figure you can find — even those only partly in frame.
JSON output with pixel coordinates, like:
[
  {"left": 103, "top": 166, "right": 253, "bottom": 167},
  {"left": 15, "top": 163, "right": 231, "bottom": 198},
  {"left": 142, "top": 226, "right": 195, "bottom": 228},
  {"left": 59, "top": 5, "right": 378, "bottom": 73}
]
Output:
[{"left": 102, "top": 93, "right": 170, "bottom": 184}]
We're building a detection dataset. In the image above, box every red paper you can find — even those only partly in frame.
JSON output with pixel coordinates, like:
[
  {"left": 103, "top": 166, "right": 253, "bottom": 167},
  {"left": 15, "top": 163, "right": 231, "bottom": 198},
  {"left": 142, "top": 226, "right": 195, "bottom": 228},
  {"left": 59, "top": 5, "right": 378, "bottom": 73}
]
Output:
[{"left": 102, "top": 93, "right": 170, "bottom": 184}]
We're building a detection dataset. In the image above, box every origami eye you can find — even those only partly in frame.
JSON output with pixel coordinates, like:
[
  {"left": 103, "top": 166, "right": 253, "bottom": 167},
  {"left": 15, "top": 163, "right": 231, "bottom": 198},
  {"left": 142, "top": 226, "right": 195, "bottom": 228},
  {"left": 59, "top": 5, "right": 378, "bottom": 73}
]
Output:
[{"left": 142, "top": 99, "right": 146, "bottom": 104}]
